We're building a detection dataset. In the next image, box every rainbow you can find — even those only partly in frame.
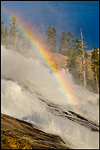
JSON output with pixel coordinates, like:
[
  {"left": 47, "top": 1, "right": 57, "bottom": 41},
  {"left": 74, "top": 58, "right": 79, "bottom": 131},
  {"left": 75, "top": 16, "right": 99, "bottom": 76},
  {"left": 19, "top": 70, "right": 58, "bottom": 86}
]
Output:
[{"left": 1, "top": 5, "right": 80, "bottom": 113}]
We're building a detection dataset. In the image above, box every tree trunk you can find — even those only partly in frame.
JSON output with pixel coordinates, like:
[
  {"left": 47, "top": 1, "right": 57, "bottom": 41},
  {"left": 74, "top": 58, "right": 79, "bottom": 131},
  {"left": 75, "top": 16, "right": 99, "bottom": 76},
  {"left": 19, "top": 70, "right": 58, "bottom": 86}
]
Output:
[
  {"left": 95, "top": 68, "right": 99, "bottom": 93},
  {"left": 81, "top": 28, "right": 86, "bottom": 87}
]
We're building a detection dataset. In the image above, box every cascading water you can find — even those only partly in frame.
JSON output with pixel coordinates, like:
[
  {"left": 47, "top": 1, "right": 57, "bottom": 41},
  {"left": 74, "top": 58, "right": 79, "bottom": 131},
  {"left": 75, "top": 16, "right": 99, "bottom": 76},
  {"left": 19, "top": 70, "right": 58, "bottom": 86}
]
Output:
[{"left": 1, "top": 45, "right": 99, "bottom": 149}]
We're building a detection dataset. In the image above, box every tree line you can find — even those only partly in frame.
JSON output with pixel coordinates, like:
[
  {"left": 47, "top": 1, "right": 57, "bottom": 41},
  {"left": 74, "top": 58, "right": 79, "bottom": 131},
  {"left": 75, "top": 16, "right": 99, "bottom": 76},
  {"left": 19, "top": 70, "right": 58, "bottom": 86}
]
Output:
[
  {"left": 1, "top": 17, "right": 31, "bottom": 53},
  {"left": 45, "top": 24, "right": 99, "bottom": 93},
  {"left": 1, "top": 17, "right": 99, "bottom": 93}
]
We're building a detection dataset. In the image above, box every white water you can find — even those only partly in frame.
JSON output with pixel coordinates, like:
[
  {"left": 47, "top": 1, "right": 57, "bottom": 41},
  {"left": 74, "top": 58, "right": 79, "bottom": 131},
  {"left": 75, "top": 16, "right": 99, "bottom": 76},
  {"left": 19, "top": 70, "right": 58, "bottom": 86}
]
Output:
[{"left": 1, "top": 45, "right": 99, "bottom": 149}]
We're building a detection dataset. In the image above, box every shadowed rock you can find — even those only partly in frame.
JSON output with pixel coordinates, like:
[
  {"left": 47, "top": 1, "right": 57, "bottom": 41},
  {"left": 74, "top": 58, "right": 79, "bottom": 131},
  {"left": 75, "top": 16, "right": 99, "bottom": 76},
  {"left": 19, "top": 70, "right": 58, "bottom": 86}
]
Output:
[{"left": 1, "top": 113, "right": 71, "bottom": 149}]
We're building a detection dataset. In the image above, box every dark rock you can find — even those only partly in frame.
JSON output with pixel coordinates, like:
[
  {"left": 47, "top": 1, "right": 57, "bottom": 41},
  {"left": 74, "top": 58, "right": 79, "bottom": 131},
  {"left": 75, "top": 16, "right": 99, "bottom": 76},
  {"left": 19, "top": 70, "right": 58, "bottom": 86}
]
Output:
[{"left": 1, "top": 113, "right": 71, "bottom": 149}]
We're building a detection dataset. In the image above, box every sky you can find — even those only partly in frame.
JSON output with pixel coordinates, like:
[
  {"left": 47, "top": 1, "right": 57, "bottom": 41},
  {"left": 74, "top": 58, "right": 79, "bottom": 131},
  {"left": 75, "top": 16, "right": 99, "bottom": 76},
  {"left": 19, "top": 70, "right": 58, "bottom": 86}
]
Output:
[{"left": 1, "top": 1, "right": 99, "bottom": 50}]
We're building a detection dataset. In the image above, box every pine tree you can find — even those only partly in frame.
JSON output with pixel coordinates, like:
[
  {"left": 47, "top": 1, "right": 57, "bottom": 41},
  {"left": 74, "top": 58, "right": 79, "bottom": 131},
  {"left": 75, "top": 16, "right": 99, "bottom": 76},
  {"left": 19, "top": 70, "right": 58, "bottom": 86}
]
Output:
[
  {"left": 59, "top": 32, "right": 67, "bottom": 55},
  {"left": 10, "top": 17, "right": 18, "bottom": 37},
  {"left": 66, "top": 51, "right": 81, "bottom": 83},
  {"left": 51, "top": 27, "right": 57, "bottom": 52},
  {"left": 45, "top": 24, "right": 57, "bottom": 52},
  {"left": 66, "top": 32, "right": 82, "bottom": 83},
  {"left": 91, "top": 46, "right": 99, "bottom": 92},
  {"left": 66, "top": 32, "right": 74, "bottom": 57},
  {"left": 45, "top": 24, "right": 52, "bottom": 50},
  {"left": 74, "top": 37, "right": 82, "bottom": 56},
  {"left": 84, "top": 51, "right": 88, "bottom": 58},
  {"left": 9, "top": 16, "right": 19, "bottom": 49},
  {"left": 1, "top": 21, "right": 5, "bottom": 44},
  {"left": 4, "top": 26, "right": 8, "bottom": 46}
]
